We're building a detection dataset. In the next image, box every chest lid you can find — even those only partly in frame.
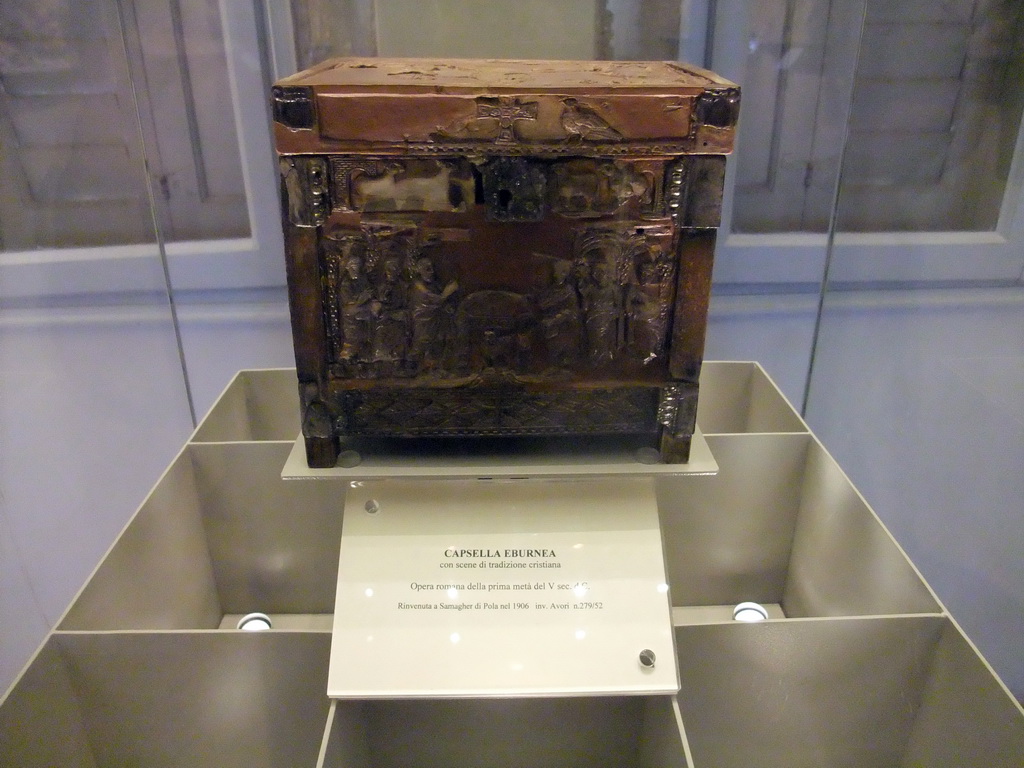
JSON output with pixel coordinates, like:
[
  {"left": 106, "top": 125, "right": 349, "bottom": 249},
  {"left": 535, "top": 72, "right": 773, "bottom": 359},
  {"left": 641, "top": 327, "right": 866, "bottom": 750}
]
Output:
[{"left": 273, "top": 57, "right": 738, "bottom": 156}]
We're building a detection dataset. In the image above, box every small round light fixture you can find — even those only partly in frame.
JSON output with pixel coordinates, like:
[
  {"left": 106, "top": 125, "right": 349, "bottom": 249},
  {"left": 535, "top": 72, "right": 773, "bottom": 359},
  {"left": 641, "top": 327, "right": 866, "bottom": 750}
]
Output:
[
  {"left": 732, "top": 602, "right": 768, "bottom": 622},
  {"left": 237, "top": 612, "right": 273, "bottom": 631}
]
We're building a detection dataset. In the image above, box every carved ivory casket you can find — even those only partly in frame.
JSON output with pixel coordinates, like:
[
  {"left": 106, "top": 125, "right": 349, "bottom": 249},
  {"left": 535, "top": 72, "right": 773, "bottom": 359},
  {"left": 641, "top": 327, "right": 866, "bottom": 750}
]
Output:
[{"left": 272, "top": 58, "right": 739, "bottom": 467}]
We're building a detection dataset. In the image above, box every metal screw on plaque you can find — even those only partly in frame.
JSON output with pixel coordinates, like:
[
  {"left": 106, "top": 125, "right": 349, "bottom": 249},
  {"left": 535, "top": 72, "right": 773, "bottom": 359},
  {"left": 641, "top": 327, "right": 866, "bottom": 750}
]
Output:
[
  {"left": 365, "top": 499, "right": 380, "bottom": 515},
  {"left": 638, "top": 649, "right": 656, "bottom": 669}
]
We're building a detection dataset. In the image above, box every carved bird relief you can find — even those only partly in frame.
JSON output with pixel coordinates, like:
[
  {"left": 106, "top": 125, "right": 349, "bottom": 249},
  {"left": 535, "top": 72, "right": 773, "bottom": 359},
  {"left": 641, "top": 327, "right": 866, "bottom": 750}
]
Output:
[{"left": 560, "top": 98, "right": 622, "bottom": 142}]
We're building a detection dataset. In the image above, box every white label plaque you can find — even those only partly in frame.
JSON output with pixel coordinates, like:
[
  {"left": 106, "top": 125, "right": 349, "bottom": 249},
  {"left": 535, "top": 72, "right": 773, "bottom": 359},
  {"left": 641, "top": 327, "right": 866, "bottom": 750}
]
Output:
[{"left": 329, "top": 477, "right": 678, "bottom": 698}]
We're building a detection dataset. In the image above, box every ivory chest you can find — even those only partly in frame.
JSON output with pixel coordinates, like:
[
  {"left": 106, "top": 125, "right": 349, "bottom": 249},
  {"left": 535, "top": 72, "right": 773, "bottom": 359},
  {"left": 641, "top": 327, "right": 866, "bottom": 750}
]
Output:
[{"left": 272, "top": 58, "right": 738, "bottom": 466}]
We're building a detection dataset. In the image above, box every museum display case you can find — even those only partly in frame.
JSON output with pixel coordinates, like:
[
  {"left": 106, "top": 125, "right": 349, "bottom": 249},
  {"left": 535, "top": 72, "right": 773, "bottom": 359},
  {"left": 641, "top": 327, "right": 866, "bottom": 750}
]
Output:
[
  {"left": 2, "top": 2, "right": 1023, "bottom": 764},
  {"left": 2, "top": 362, "right": 1022, "bottom": 766}
]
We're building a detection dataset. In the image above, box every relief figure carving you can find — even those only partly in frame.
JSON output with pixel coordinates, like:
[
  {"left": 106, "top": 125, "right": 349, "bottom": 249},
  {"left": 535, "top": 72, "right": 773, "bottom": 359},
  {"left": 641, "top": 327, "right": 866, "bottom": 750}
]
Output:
[
  {"left": 628, "top": 244, "right": 675, "bottom": 362},
  {"left": 456, "top": 291, "right": 535, "bottom": 373},
  {"left": 324, "top": 228, "right": 421, "bottom": 375},
  {"left": 476, "top": 97, "right": 539, "bottom": 145},
  {"left": 409, "top": 257, "right": 459, "bottom": 371},
  {"left": 431, "top": 96, "right": 538, "bottom": 145},
  {"left": 336, "top": 242, "right": 375, "bottom": 361},
  {"left": 370, "top": 253, "right": 411, "bottom": 373},
  {"left": 550, "top": 159, "right": 651, "bottom": 217},
  {"left": 537, "top": 259, "right": 583, "bottom": 365},
  {"left": 560, "top": 98, "right": 622, "bottom": 142},
  {"left": 580, "top": 259, "right": 622, "bottom": 364},
  {"left": 573, "top": 228, "right": 676, "bottom": 366},
  {"left": 322, "top": 220, "right": 675, "bottom": 378}
]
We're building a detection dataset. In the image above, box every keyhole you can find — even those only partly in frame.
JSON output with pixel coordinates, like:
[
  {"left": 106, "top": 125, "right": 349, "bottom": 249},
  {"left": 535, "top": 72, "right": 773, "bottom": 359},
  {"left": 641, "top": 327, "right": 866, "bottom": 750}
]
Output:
[
  {"left": 498, "top": 188, "right": 512, "bottom": 210},
  {"left": 448, "top": 183, "right": 464, "bottom": 208}
]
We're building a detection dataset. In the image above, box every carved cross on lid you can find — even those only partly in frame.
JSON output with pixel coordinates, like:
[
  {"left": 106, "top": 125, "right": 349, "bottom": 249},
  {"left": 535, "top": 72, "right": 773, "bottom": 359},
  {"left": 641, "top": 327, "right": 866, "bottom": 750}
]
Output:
[{"left": 476, "top": 97, "right": 539, "bottom": 145}]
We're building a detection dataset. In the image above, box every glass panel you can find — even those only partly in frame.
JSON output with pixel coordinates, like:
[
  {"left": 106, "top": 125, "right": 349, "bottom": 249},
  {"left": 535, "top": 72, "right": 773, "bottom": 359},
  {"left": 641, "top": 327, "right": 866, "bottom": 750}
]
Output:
[
  {"left": 726, "top": 0, "right": 1024, "bottom": 234},
  {"left": 0, "top": 0, "right": 154, "bottom": 247},
  {"left": 0, "top": 0, "right": 249, "bottom": 247},
  {"left": 724, "top": 0, "right": 864, "bottom": 234},
  {"left": 838, "top": 1, "right": 1024, "bottom": 232},
  {"left": 839, "top": 1, "right": 1024, "bottom": 231},
  {"left": 291, "top": 0, "right": 611, "bottom": 64},
  {"left": 290, "top": 0, "right": 377, "bottom": 68},
  {"left": 118, "top": 0, "right": 251, "bottom": 241},
  {"left": 696, "top": 1, "right": 849, "bottom": 406},
  {"left": 288, "top": 0, "right": 698, "bottom": 67},
  {"left": 805, "top": 0, "right": 1024, "bottom": 702},
  {"left": 0, "top": 0, "right": 194, "bottom": 692}
]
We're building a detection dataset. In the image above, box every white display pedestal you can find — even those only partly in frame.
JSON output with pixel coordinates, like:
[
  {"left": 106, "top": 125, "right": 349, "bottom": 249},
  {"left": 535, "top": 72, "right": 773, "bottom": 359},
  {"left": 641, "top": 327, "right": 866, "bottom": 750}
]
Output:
[
  {"left": 281, "top": 427, "right": 718, "bottom": 479},
  {"left": 1, "top": 362, "right": 1022, "bottom": 768}
]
